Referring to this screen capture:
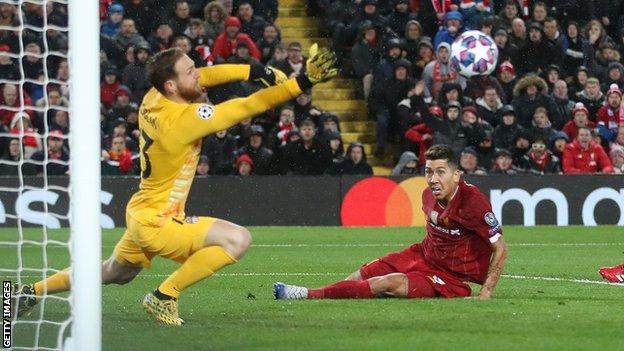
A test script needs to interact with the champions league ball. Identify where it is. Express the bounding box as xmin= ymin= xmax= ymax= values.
xmin=450 ymin=30 xmax=499 ymax=78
